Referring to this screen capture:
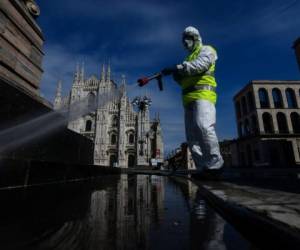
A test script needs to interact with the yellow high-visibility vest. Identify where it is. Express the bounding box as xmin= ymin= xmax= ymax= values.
xmin=179 ymin=44 xmax=217 ymax=106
